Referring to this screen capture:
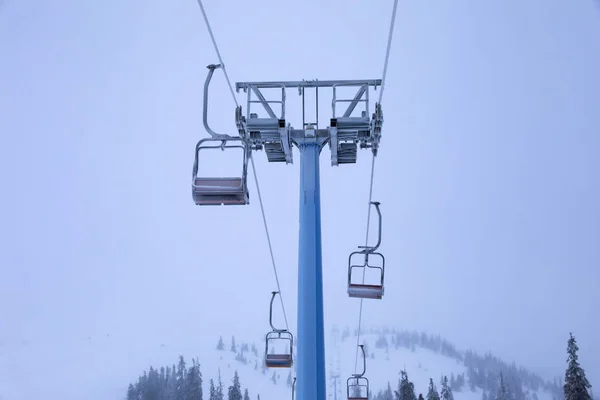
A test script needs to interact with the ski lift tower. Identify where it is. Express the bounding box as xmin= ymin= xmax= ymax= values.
xmin=198 ymin=76 xmax=382 ymax=400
